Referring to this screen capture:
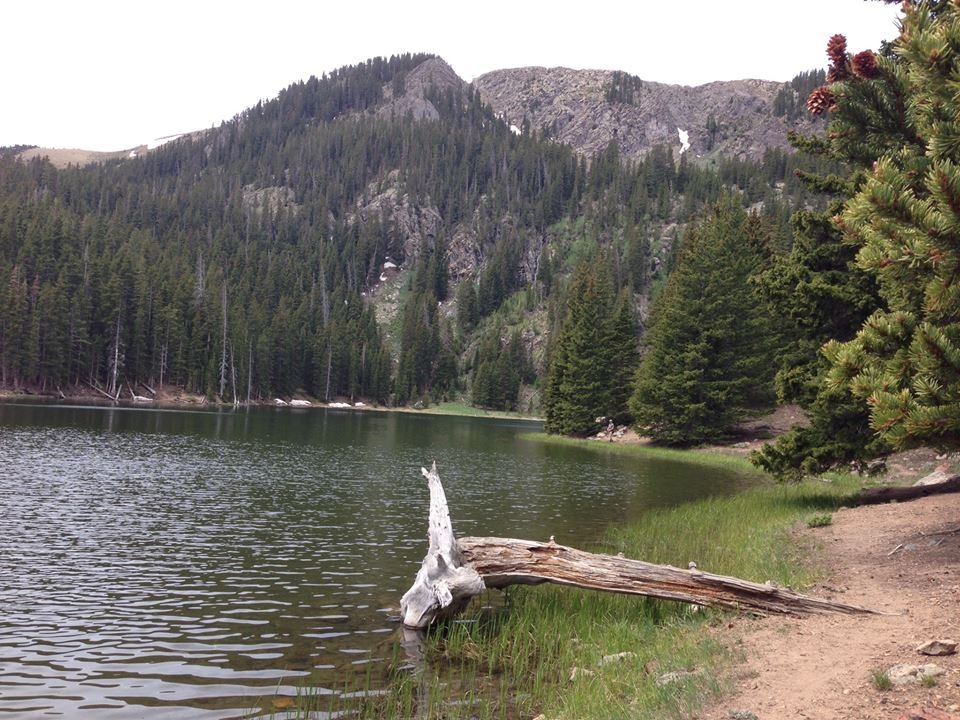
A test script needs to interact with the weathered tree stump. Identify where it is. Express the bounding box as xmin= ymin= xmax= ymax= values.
xmin=400 ymin=463 xmax=879 ymax=629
